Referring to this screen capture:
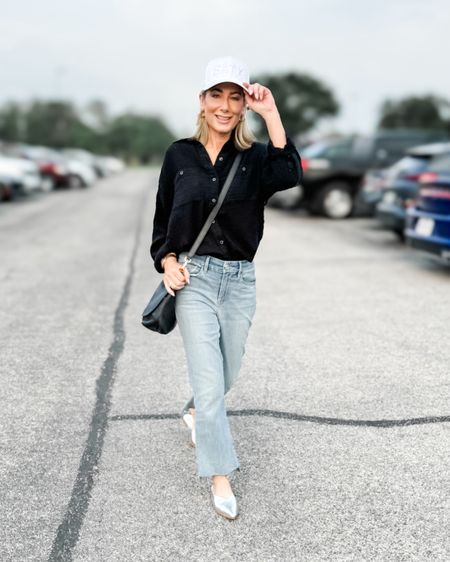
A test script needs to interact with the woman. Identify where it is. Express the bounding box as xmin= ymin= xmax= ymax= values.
xmin=150 ymin=56 xmax=302 ymax=520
